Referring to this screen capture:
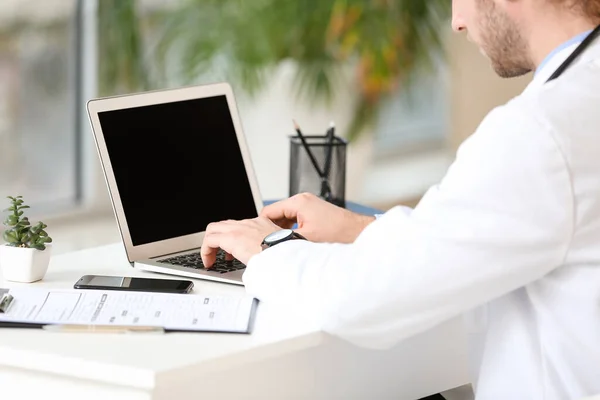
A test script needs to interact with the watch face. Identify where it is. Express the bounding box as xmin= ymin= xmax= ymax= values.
xmin=266 ymin=229 xmax=293 ymax=243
